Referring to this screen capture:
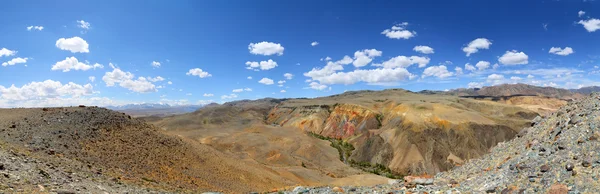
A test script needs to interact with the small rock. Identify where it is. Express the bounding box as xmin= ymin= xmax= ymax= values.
xmin=0 ymin=163 xmax=4 ymax=170
xmin=57 ymin=191 xmax=76 ymax=194
xmin=292 ymin=186 xmax=307 ymax=193
xmin=332 ymin=186 xmax=344 ymax=193
xmin=388 ymin=179 xmax=402 ymax=185
xmin=582 ymin=159 xmax=592 ymax=167
xmin=404 ymin=175 xmax=434 ymax=185
xmin=565 ymin=163 xmax=574 ymax=171
xmin=540 ymin=164 xmax=550 ymax=172
xmin=547 ymin=183 xmax=568 ymax=194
